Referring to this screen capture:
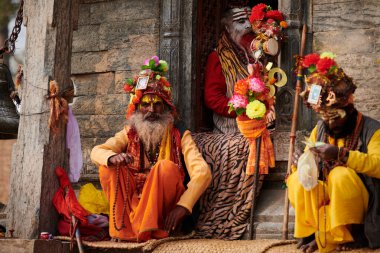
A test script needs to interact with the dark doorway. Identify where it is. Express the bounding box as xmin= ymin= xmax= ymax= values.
xmin=194 ymin=1 xmax=279 ymax=131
